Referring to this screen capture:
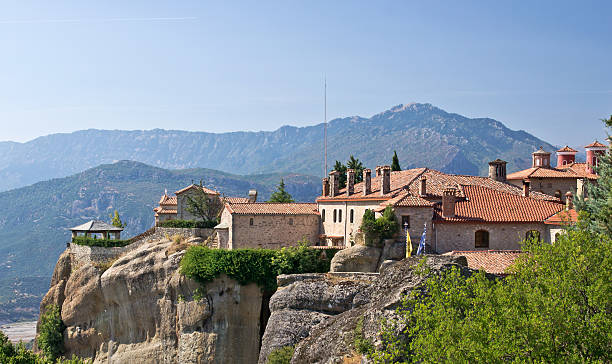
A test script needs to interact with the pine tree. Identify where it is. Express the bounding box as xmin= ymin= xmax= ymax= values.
xmin=109 ymin=210 xmax=126 ymax=228
xmin=391 ymin=150 xmax=401 ymax=171
xmin=268 ymin=179 xmax=295 ymax=203
xmin=333 ymin=160 xmax=348 ymax=189
xmin=575 ymin=115 xmax=612 ymax=235
xmin=347 ymin=155 xmax=365 ymax=183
